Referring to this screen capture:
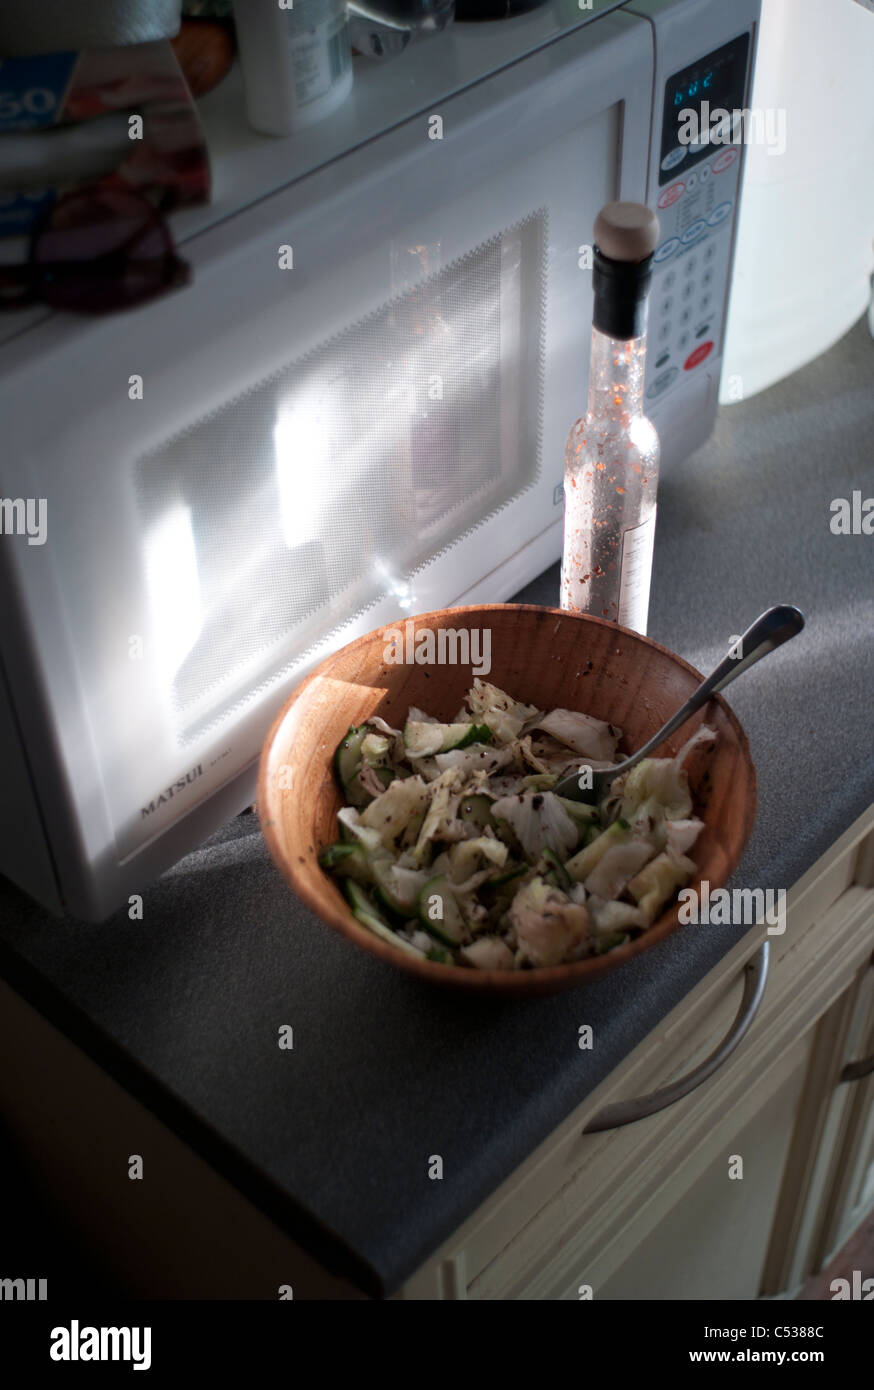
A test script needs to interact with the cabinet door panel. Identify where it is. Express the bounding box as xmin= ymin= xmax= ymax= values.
xmin=816 ymin=963 xmax=874 ymax=1266
xmin=597 ymin=1052 xmax=806 ymax=1300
